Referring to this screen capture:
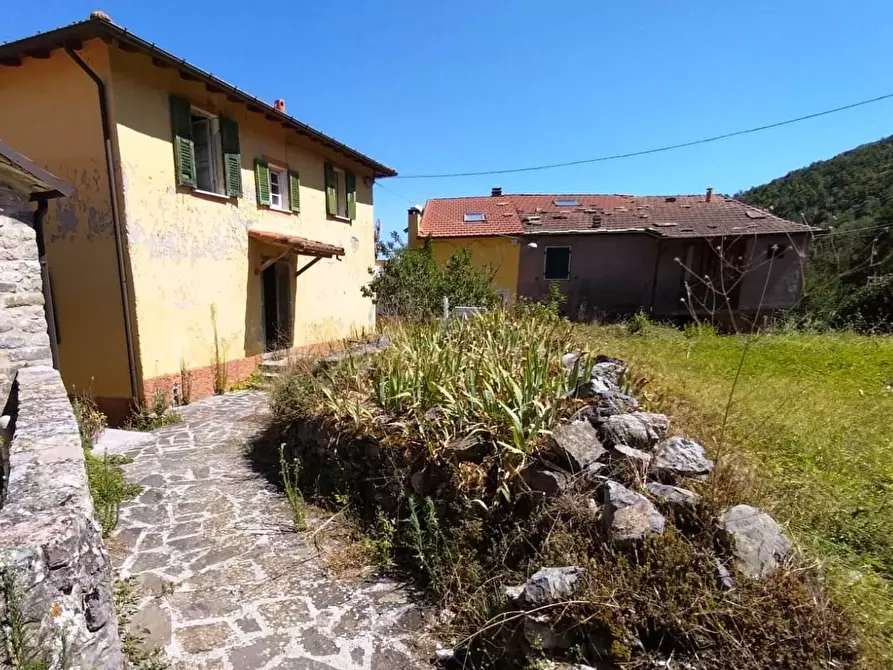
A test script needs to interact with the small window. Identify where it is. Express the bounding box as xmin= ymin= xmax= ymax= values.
xmin=334 ymin=167 xmax=349 ymax=218
xmin=191 ymin=110 xmax=224 ymax=194
xmin=553 ymin=198 xmax=580 ymax=207
xmin=544 ymin=247 xmax=571 ymax=280
xmin=268 ymin=166 xmax=289 ymax=210
xmin=767 ymin=244 xmax=786 ymax=259
xmin=464 ymin=212 xmax=486 ymax=222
